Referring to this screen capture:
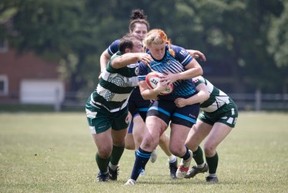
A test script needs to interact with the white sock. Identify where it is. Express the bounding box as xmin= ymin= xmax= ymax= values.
xmin=108 ymin=163 xmax=118 ymax=170
xmin=197 ymin=163 xmax=205 ymax=168
xmin=208 ymin=173 xmax=217 ymax=177
xmin=168 ymin=155 xmax=177 ymax=163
